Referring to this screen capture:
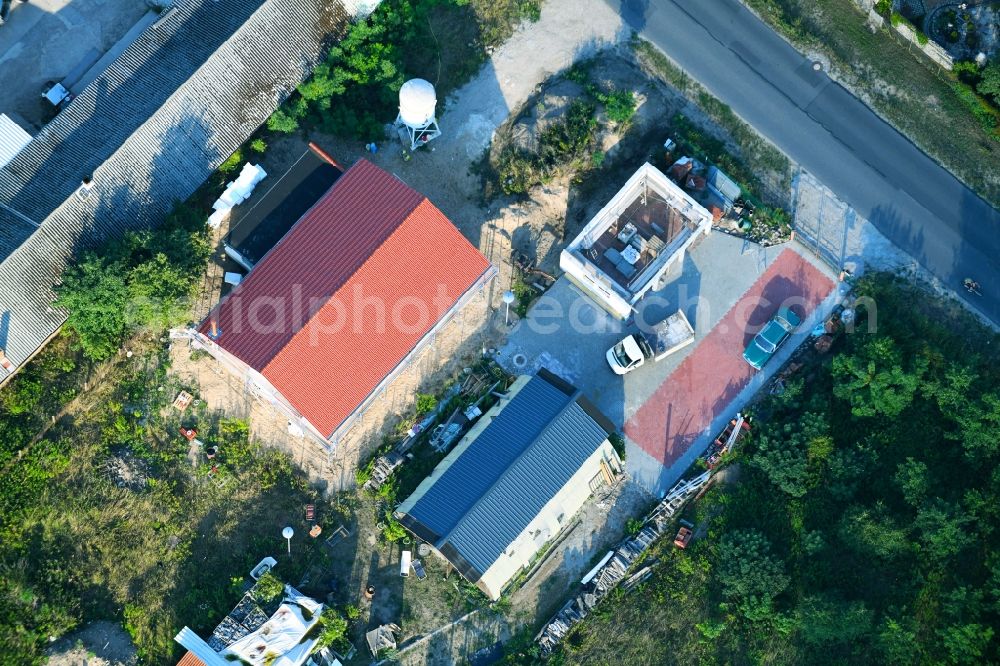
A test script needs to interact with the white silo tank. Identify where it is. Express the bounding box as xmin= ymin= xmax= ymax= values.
xmin=394 ymin=78 xmax=441 ymax=151
xmin=398 ymin=79 xmax=437 ymax=128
